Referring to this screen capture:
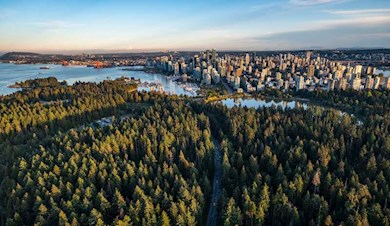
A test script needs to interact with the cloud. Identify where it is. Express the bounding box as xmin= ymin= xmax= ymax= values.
xmin=315 ymin=16 xmax=390 ymax=29
xmin=272 ymin=15 xmax=390 ymax=35
xmin=323 ymin=9 xmax=390 ymax=15
xmin=30 ymin=20 xmax=85 ymax=29
xmin=290 ymin=0 xmax=341 ymax=6
xmin=356 ymin=32 xmax=390 ymax=39
xmin=249 ymin=12 xmax=390 ymax=49
xmin=250 ymin=2 xmax=281 ymax=11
